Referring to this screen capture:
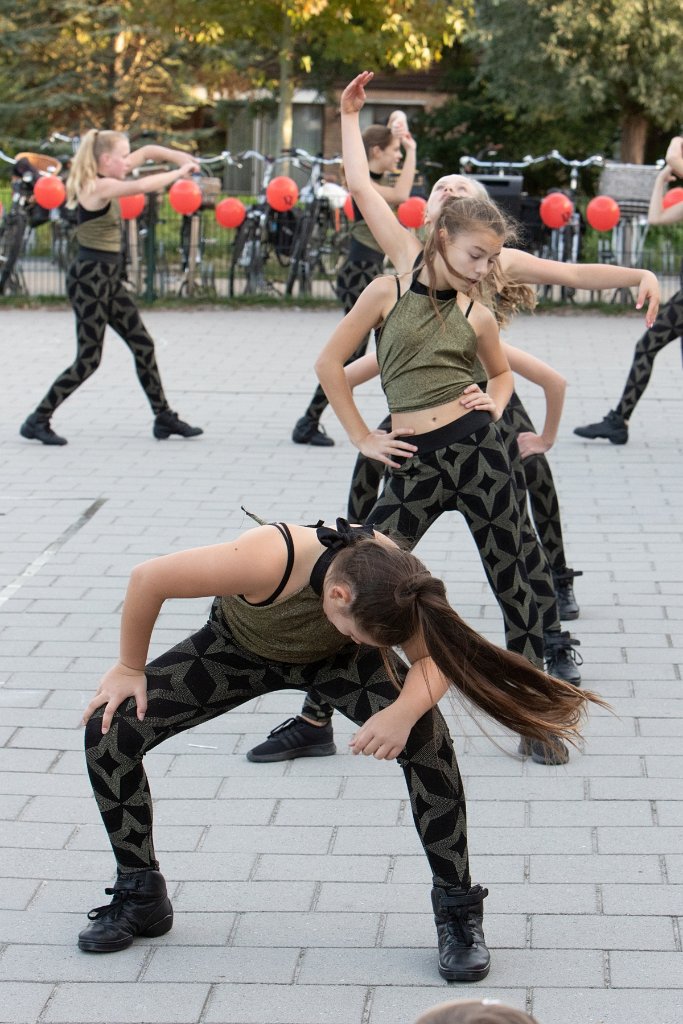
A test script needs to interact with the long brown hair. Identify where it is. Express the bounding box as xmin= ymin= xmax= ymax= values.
xmin=328 ymin=538 xmax=607 ymax=749
xmin=362 ymin=124 xmax=394 ymax=157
